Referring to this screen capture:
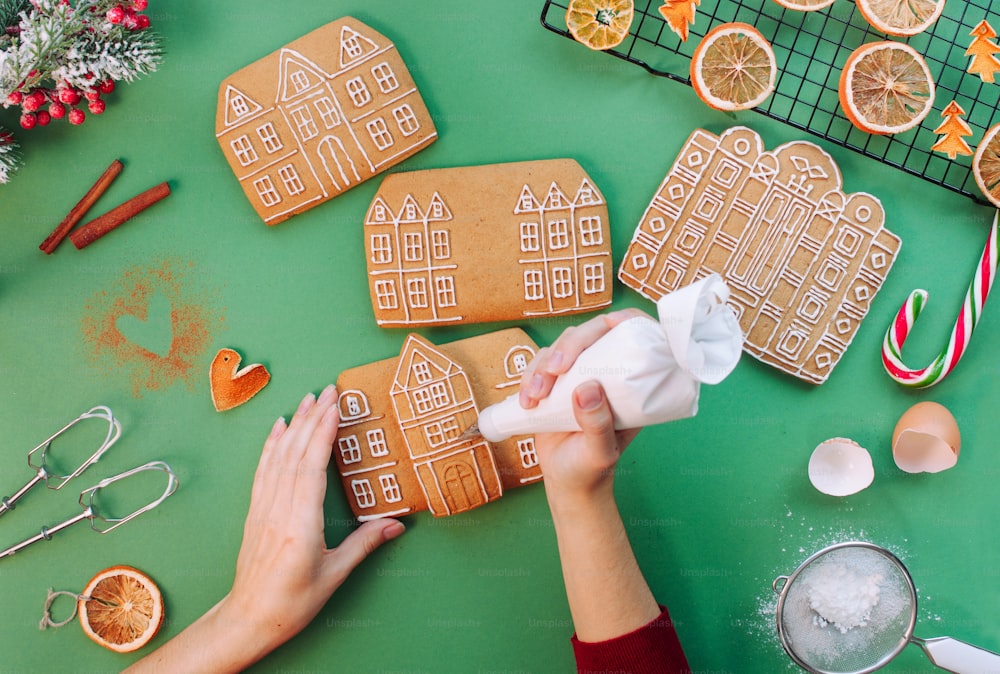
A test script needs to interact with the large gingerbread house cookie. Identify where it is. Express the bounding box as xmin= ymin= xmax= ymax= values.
xmin=334 ymin=329 xmax=542 ymax=520
xmin=216 ymin=17 xmax=437 ymax=225
xmin=619 ymin=127 xmax=901 ymax=384
xmin=365 ymin=159 xmax=613 ymax=326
